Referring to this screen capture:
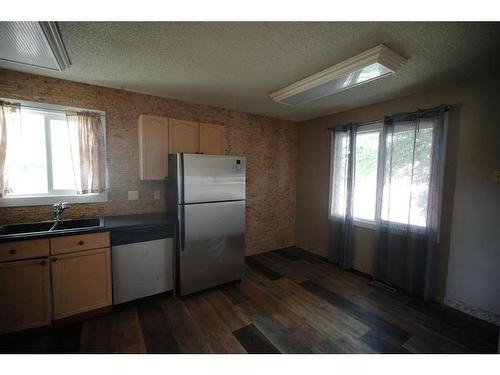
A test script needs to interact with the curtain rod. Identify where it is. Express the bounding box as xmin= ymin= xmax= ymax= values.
xmin=1 ymin=99 xmax=105 ymax=117
xmin=326 ymin=105 xmax=451 ymax=131
xmin=19 ymin=104 xmax=104 ymax=116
